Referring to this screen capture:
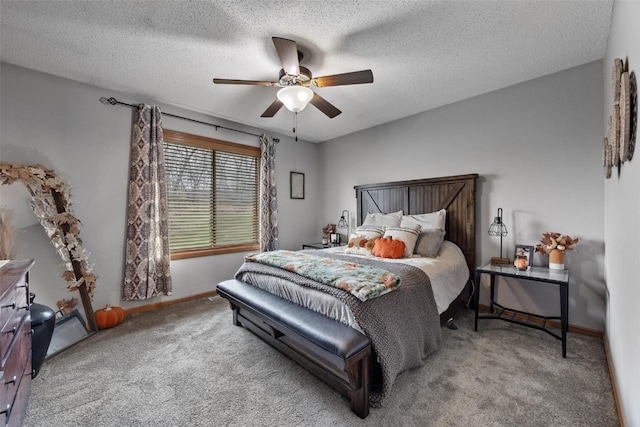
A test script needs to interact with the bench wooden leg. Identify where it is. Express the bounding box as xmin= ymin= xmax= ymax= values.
xmin=346 ymin=348 xmax=371 ymax=418
xmin=229 ymin=304 xmax=240 ymax=326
